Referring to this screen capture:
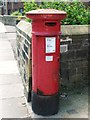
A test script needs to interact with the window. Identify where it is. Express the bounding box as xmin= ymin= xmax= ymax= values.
xmin=8 ymin=9 xmax=11 ymax=15
xmin=19 ymin=8 xmax=23 ymax=13
xmin=14 ymin=0 xmax=18 ymax=2
xmin=8 ymin=2 xmax=10 ymax=5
